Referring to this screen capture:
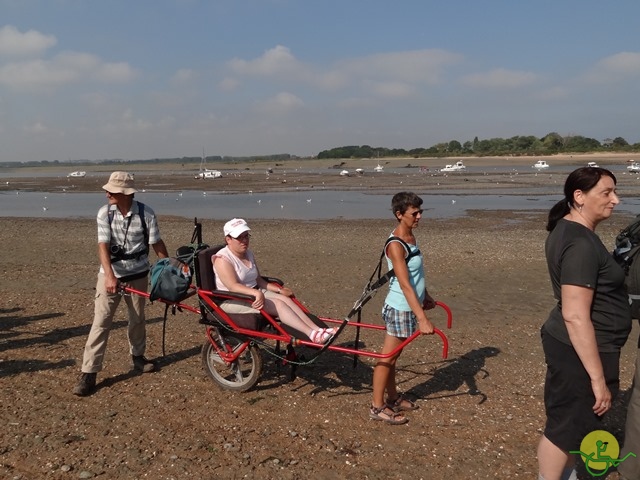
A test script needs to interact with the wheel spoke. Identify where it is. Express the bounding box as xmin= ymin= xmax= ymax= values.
xmin=201 ymin=334 xmax=263 ymax=392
